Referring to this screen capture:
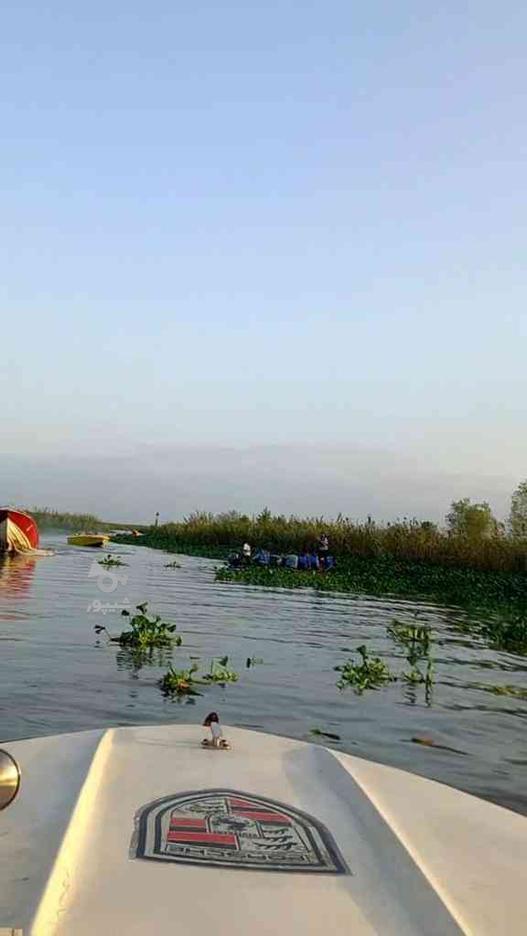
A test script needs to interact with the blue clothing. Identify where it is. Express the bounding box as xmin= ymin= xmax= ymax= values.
xmin=254 ymin=548 xmax=271 ymax=566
